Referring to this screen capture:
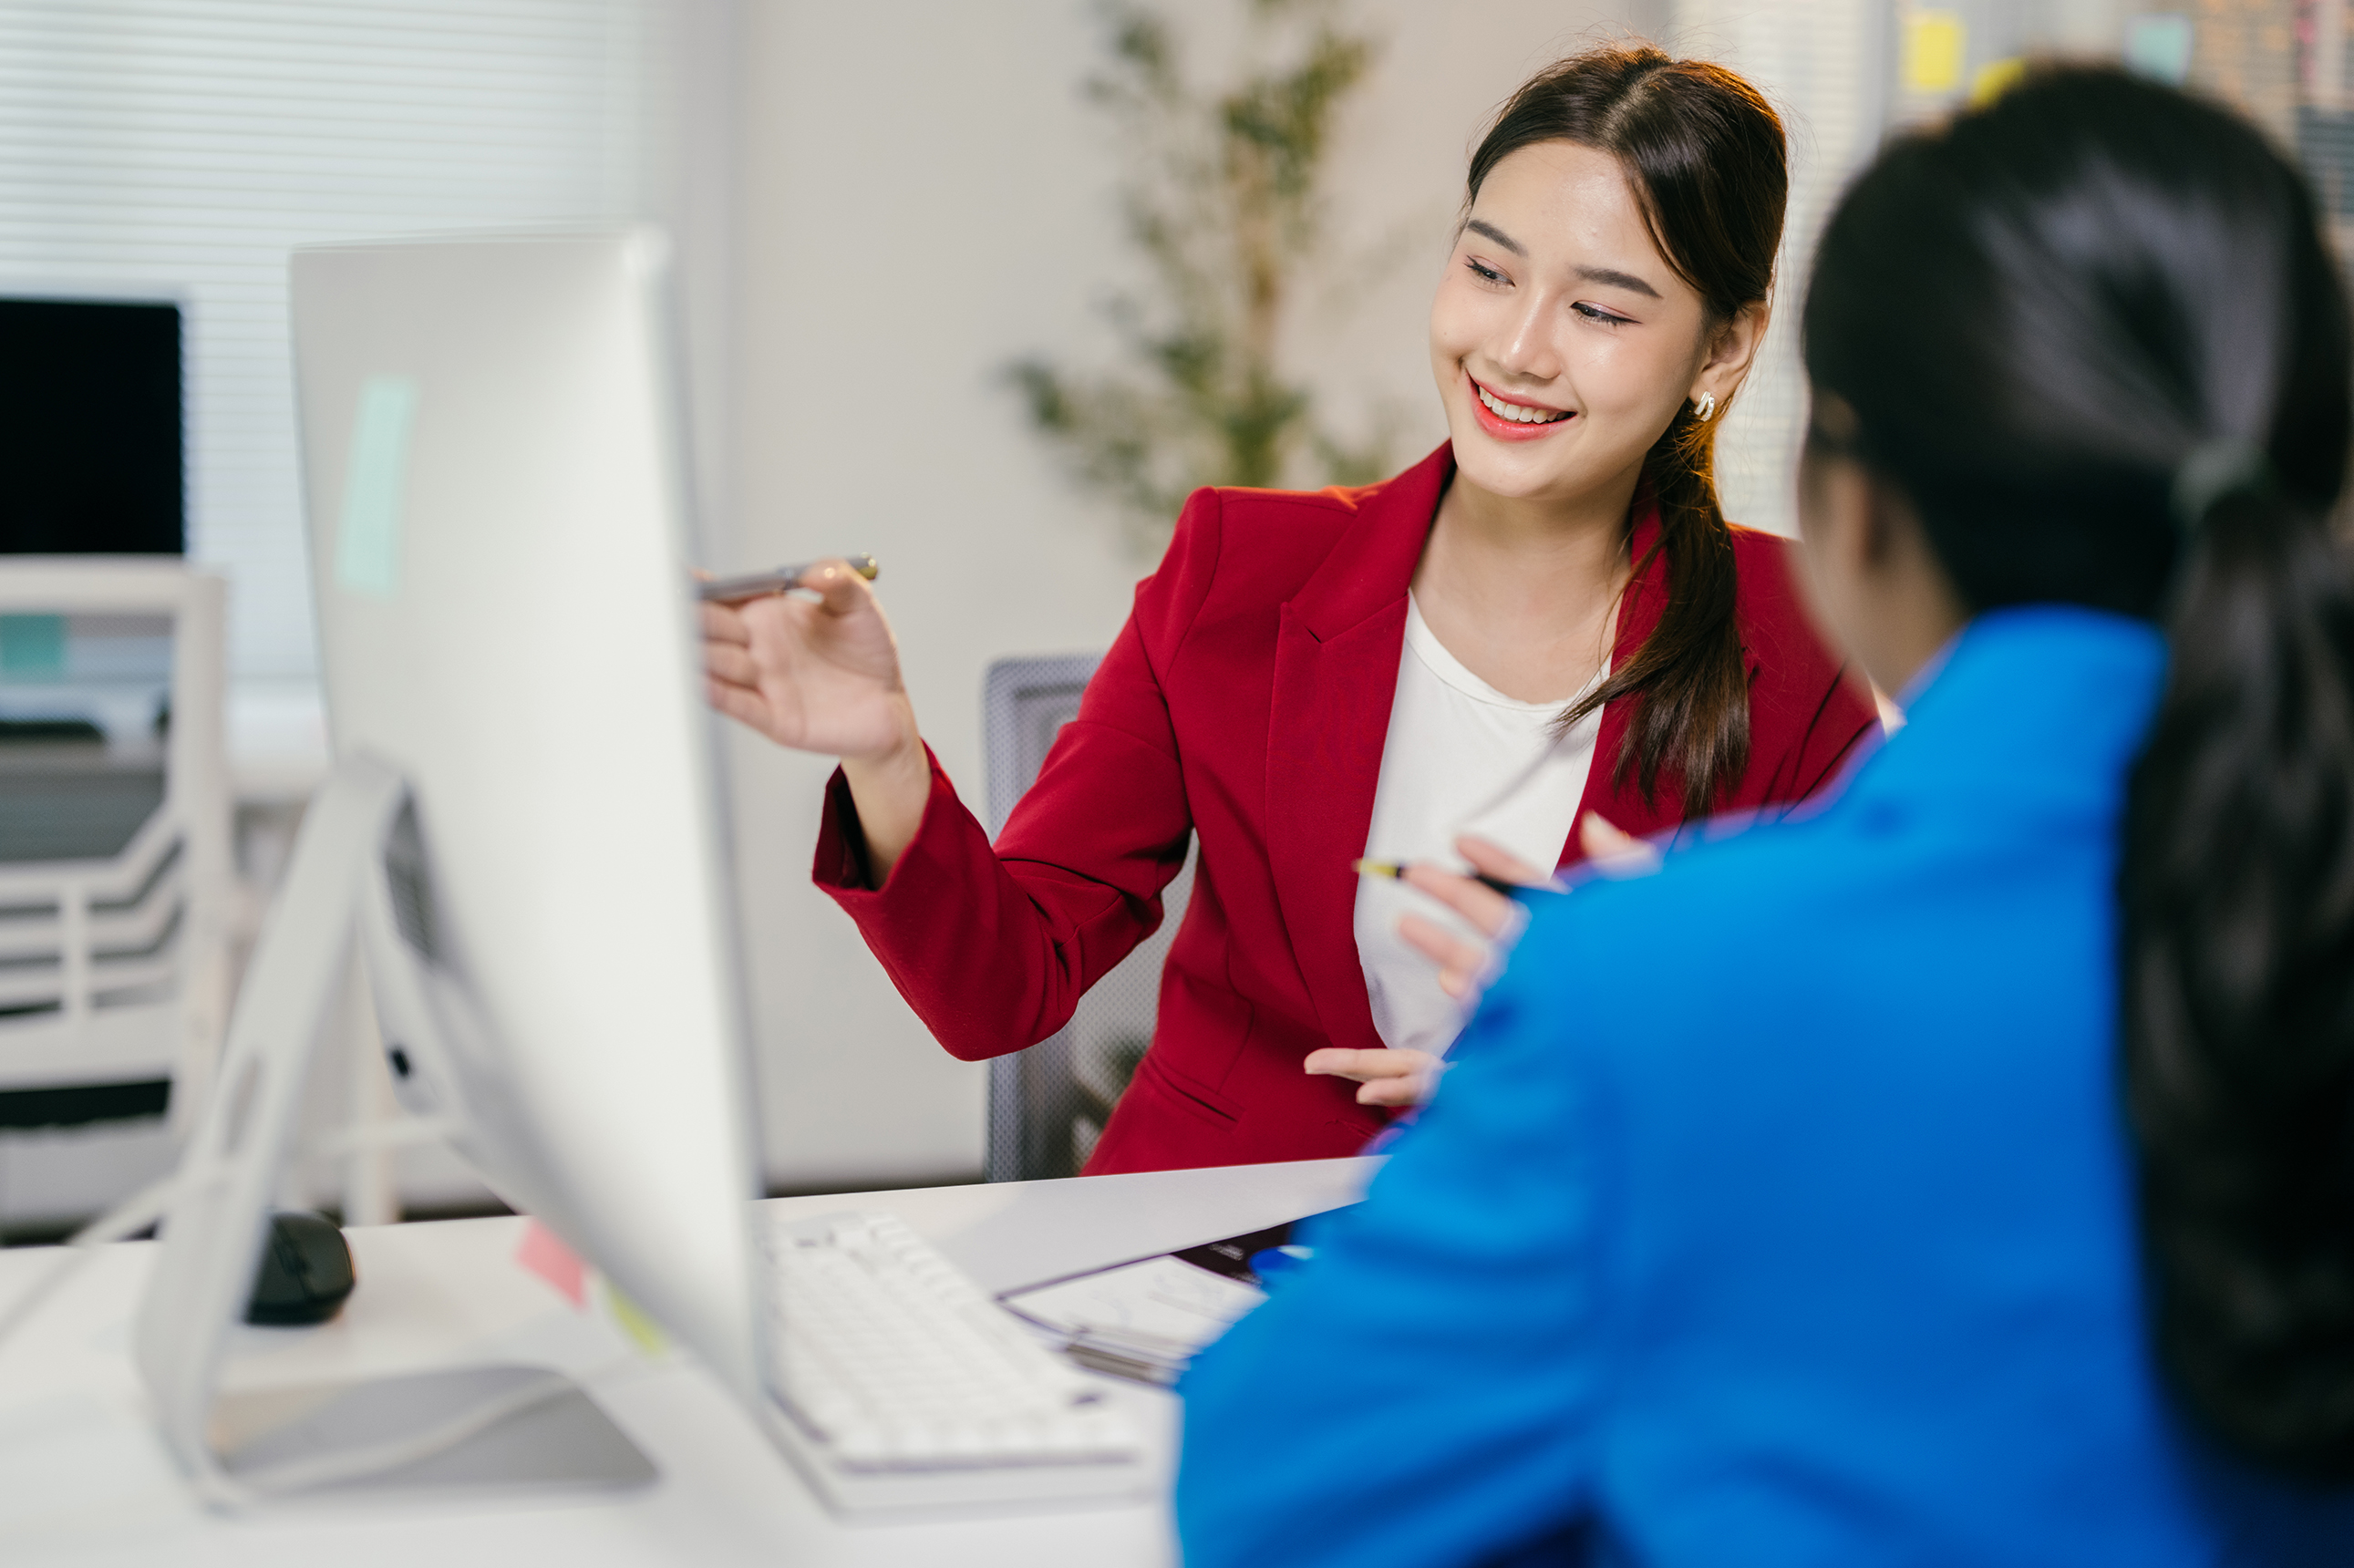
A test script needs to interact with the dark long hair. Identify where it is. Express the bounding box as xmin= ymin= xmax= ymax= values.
xmin=1803 ymin=67 xmax=2354 ymax=1477
xmin=1466 ymin=46 xmax=1787 ymax=817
